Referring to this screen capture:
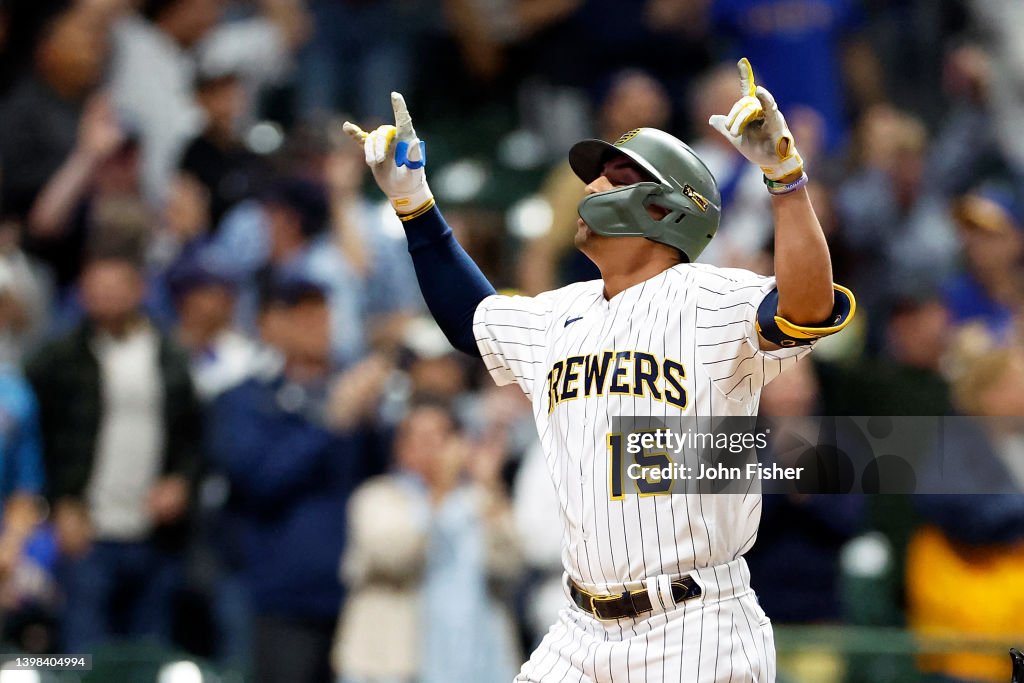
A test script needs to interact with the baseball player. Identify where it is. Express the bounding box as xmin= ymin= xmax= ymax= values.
xmin=344 ymin=58 xmax=855 ymax=682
